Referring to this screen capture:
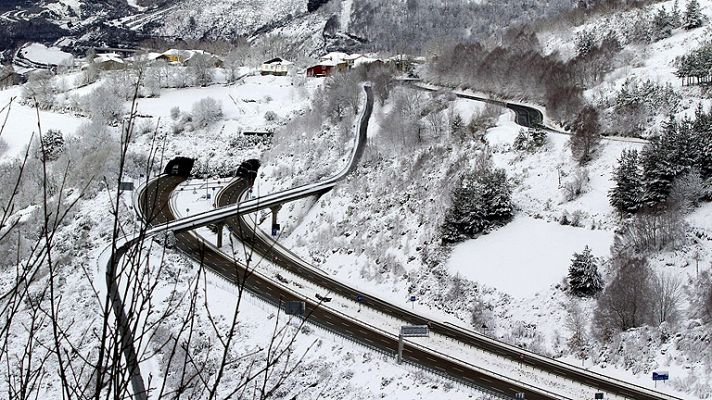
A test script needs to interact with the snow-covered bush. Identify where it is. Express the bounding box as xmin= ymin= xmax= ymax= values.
xmin=191 ymin=97 xmax=223 ymax=128
xmin=264 ymin=110 xmax=278 ymax=122
xmin=0 ymin=137 xmax=7 ymax=157
xmin=513 ymin=127 xmax=546 ymax=152
xmin=170 ymin=106 xmax=181 ymax=121
xmin=22 ymin=70 xmax=56 ymax=110
xmin=37 ymin=129 xmax=65 ymax=161
xmin=83 ymin=82 xmax=126 ymax=124
xmin=62 ymin=120 xmax=120 ymax=194
xmin=561 ymin=167 xmax=589 ymax=202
